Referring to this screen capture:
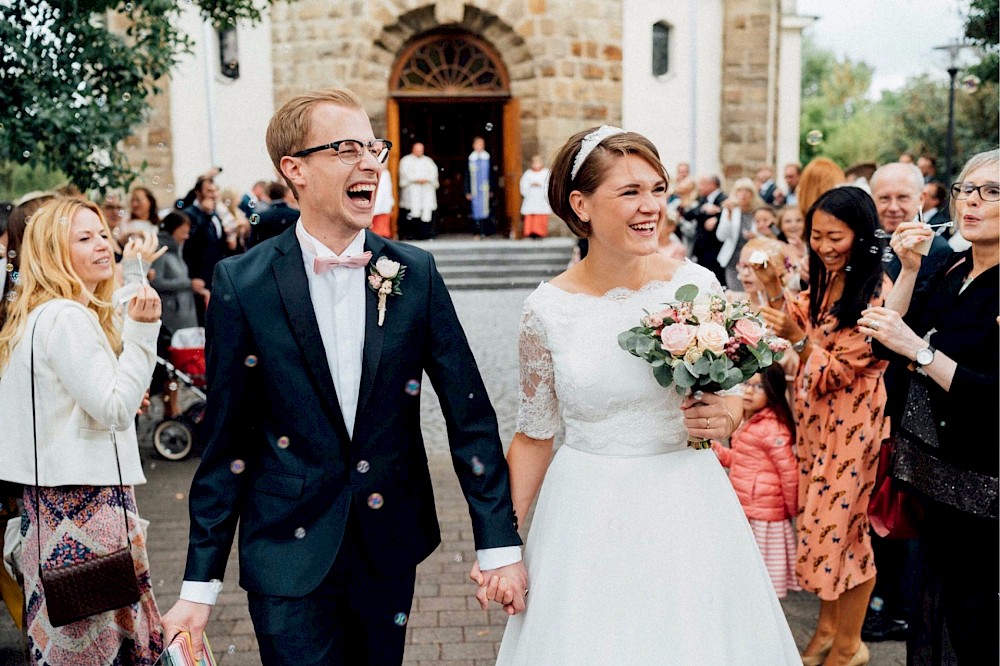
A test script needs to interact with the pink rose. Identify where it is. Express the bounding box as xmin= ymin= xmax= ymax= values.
xmin=369 ymin=275 xmax=383 ymax=289
xmin=733 ymin=318 xmax=764 ymax=346
xmin=697 ymin=322 xmax=730 ymax=354
xmin=660 ymin=323 xmax=698 ymax=356
xmin=644 ymin=314 xmax=664 ymax=329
